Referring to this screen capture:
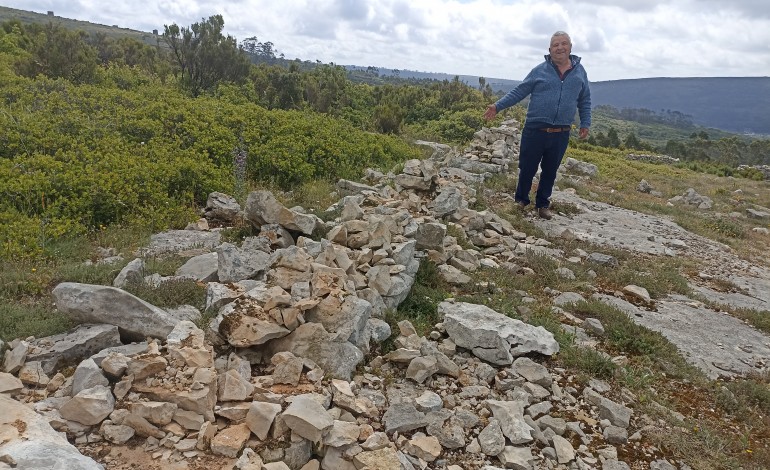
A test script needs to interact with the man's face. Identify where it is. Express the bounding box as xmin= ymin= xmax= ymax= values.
xmin=549 ymin=36 xmax=572 ymax=59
